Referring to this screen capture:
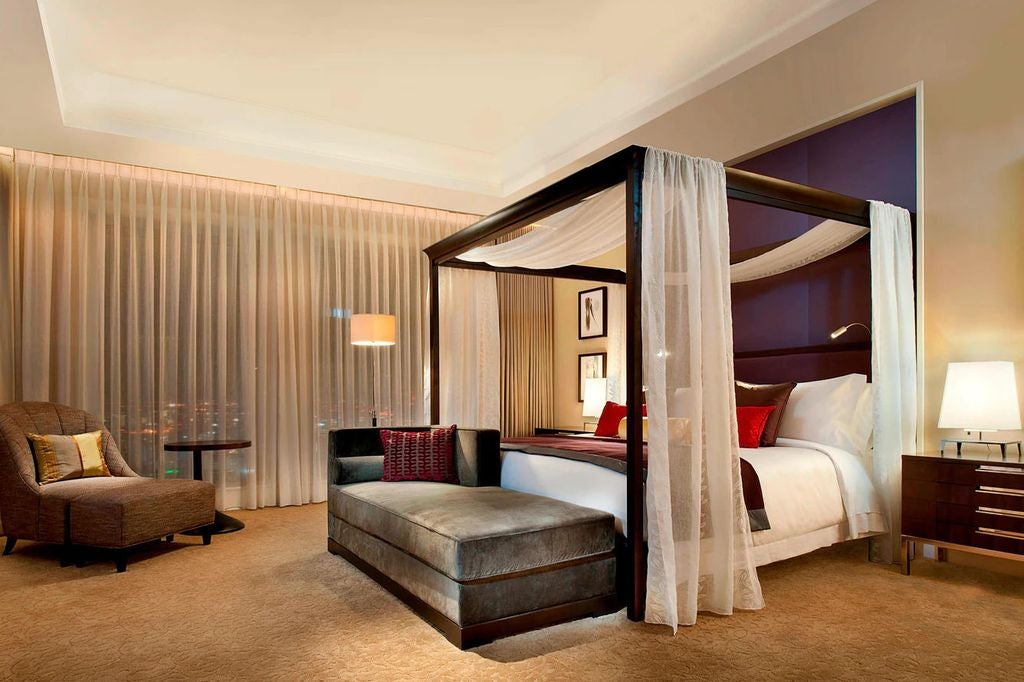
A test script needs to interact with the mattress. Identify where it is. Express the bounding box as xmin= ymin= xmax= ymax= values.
xmin=499 ymin=436 xmax=885 ymax=566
